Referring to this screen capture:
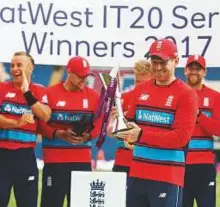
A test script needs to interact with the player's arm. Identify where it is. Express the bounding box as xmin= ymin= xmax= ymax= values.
xmin=21 ymin=71 xmax=51 ymax=121
xmin=197 ymin=93 xmax=220 ymax=136
xmin=37 ymin=121 xmax=56 ymax=139
xmin=0 ymin=113 xmax=34 ymax=129
xmin=29 ymin=101 xmax=51 ymax=122
xmin=37 ymin=120 xmax=83 ymax=144
xmin=119 ymin=89 xmax=198 ymax=148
